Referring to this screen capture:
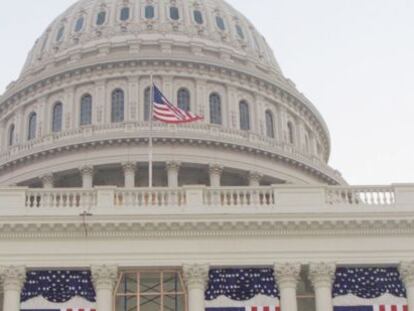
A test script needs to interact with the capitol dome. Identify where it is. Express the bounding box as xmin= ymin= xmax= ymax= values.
xmin=0 ymin=0 xmax=345 ymax=188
